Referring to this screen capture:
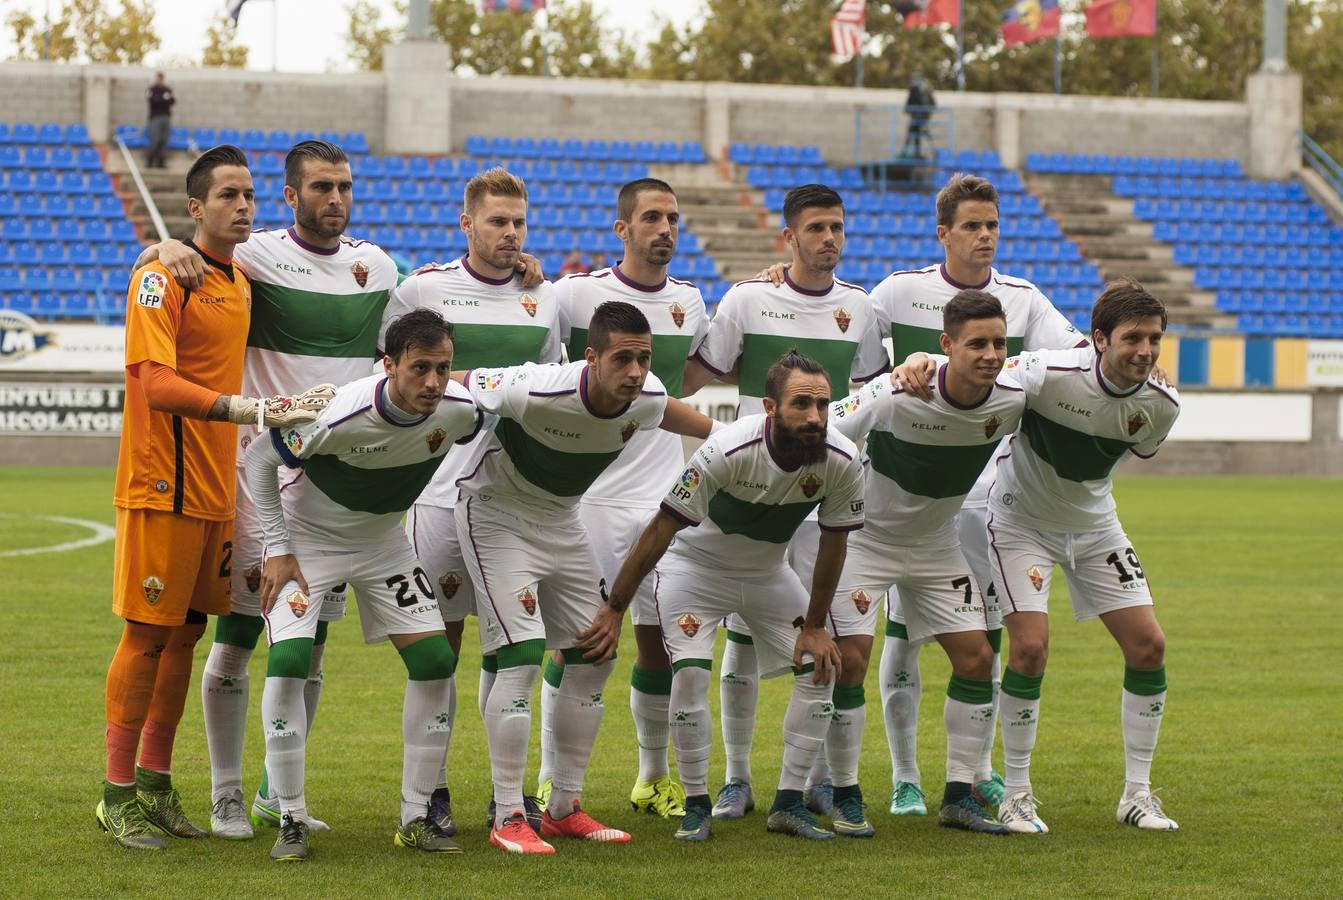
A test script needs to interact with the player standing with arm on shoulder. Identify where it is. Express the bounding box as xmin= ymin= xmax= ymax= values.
xmin=594 ymin=351 xmax=863 ymax=843
xmin=244 ymin=309 xmax=484 ymax=861
xmin=987 ymin=279 xmax=1181 ymax=834
xmin=99 ymin=145 xmax=331 ymax=851
xmin=680 ymin=184 xmax=887 ymax=821
xmin=537 ymin=177 xmax=709 ymax=819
